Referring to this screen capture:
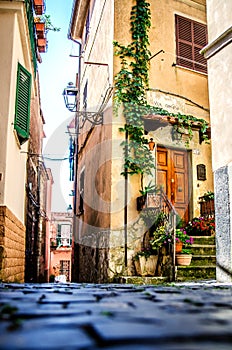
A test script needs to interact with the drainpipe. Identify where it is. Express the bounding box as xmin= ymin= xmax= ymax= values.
xmin=68 ymin=36 xmax=82 ymax=282
xmin=124 ymin=128 xmax=128 ymax=267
